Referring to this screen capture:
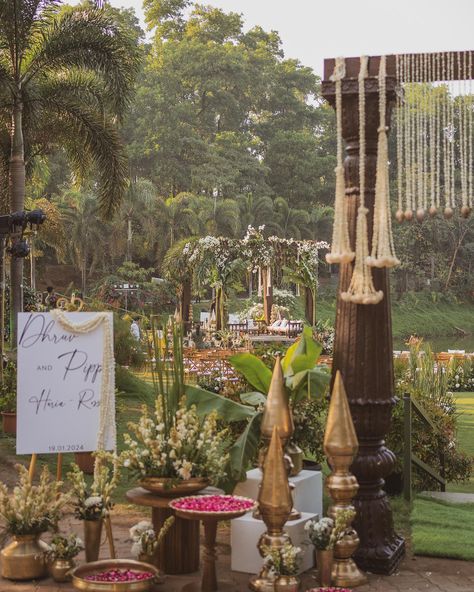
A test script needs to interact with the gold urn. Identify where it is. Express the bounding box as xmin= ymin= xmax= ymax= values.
xmin=49 ymin=557 xmax=75 ymax=582
xmin=1 ymin=534 xmax=49 ymax=580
